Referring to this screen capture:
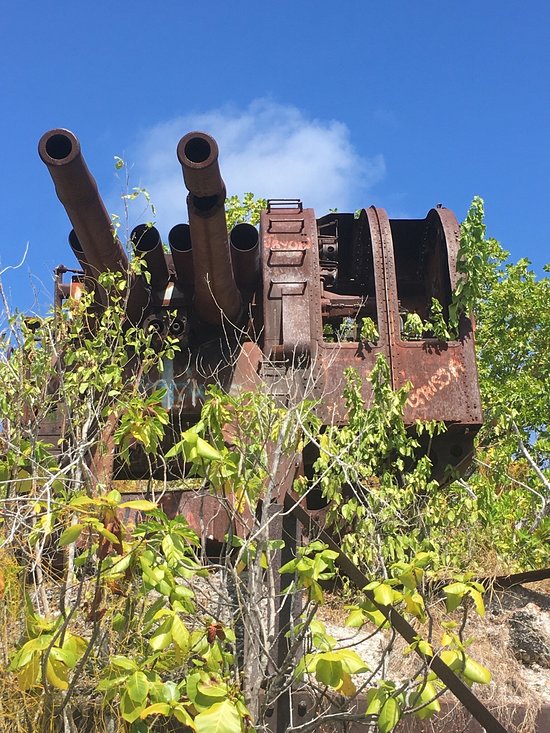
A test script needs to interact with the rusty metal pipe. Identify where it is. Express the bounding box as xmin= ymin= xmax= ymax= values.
xmin=38 ymin=129 xmax=128 ymax=281
xmin=230 ymin=223 xmax=260 ymax=293
xmin=168 ymin=223 xmax=194 ymax=290
xmin=131 ymin=224 xmax=169 ymax=290
xmin=176 ymin=132 xmax=242 ymax=325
